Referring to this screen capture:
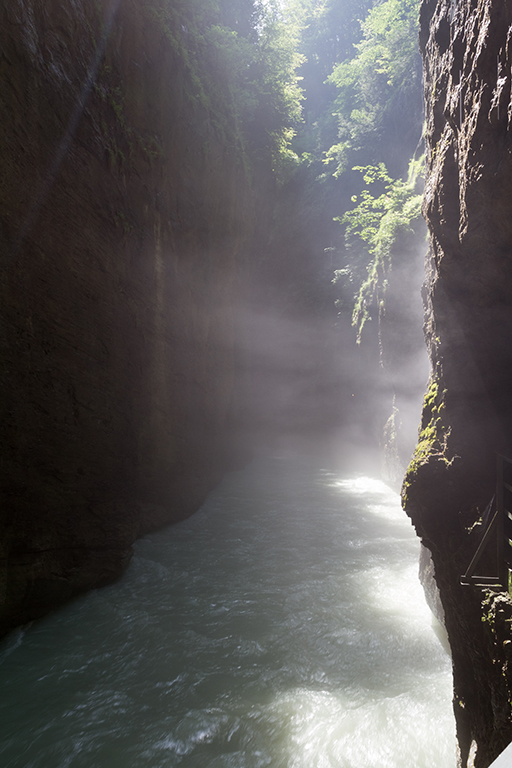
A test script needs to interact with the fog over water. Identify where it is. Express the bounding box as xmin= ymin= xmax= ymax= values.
xmin=0 ymin=454 xmax=455 ymax=768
